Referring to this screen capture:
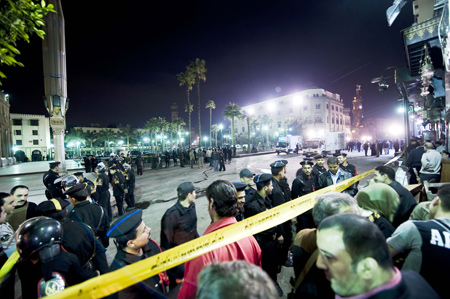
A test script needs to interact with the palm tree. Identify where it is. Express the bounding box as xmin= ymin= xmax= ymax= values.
xmin=185 ymin=103 xmax=193 ymax=145
xmin=205 ymin=99 xmax=215 ymax=147
xmin=84 ymin=131 xmax=97 ymax=155
xmin=155 ymin=117 xmax=169 ymax=152
xmin=261 ymin=114 xmax=273 ymax=148
xmin=241 ymin=111 xmax=252 ymax=152
xmin=97 ymin=129 xmax=117 ymax=153
xmin=223 ymin=102 xmax=244 ymax=147
xmin=118 ymin=124 xmax=135 ymax=150
xmin=172 ymin=117 xmax=186 ymax=148
xmin=65 ymin=128 xmax=86 ymax=157
xmin=211 ymin=124 xmax=219 ymax=147
xmin=177 ymin=71 xmax=195 ymax=145
xmin=188 ymin=58 xmax=207 ymax=140
xmin=145 ymin=118 xmax=159 ymax=152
